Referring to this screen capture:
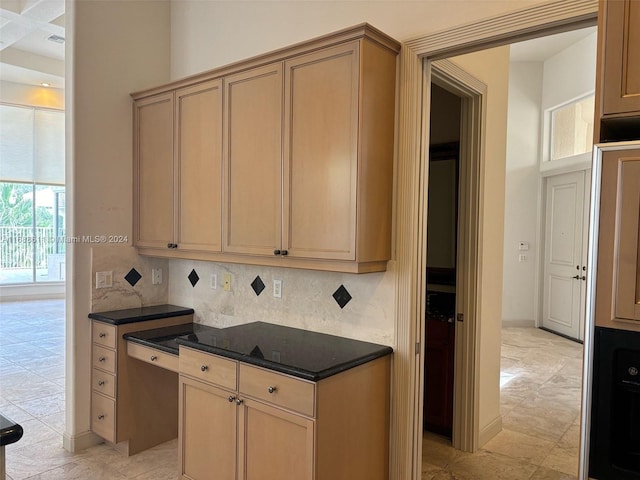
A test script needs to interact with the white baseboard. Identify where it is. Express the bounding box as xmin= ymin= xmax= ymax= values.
xmin=478 ymin=415 xmax=502 ymax=448
xmin=501 ymin=319 xmax=536 ymax=328
xmin=63 ymin=431 xmax=103 ymax=453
